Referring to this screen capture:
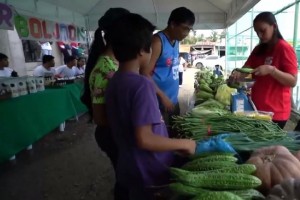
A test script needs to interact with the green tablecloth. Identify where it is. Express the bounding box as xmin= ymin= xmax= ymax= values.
xmin=64 ymin=83 xmax=87 ymax=114
xmin=0 ymin=83 xmax=87 ymax=163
